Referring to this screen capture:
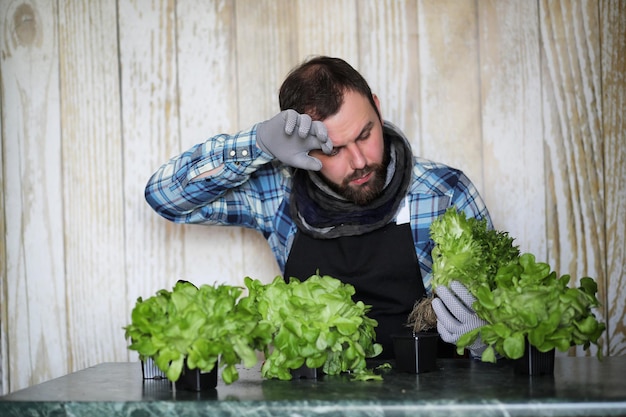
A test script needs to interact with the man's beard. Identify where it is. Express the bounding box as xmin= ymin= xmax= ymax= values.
xmin=319 ymin=135 xmax=392 ymax=205
xmin=329 ymin=164 xmax=387 ymax=205
xmin=324 ymin=141 xmax=391 ymax=206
